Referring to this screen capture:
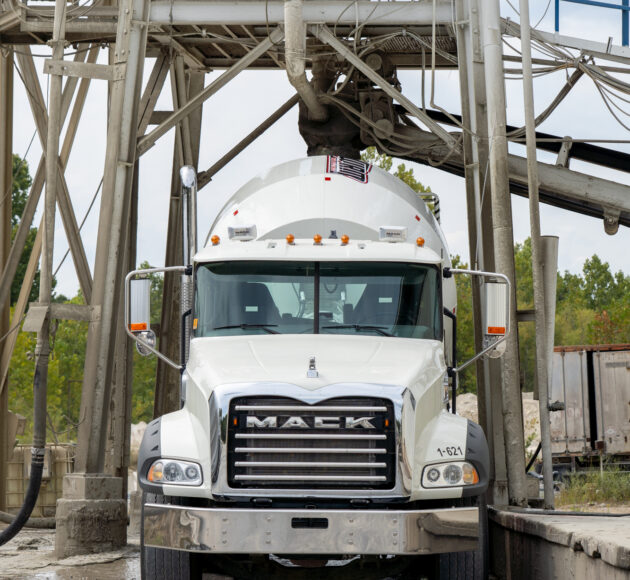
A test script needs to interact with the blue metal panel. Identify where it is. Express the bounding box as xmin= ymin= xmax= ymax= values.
xmin=555 ymin=0 xmax=630 ymax=46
